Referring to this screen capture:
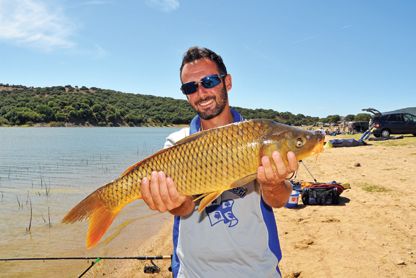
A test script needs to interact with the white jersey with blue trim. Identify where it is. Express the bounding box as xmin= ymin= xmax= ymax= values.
xmin=164 ymin=126 xmax=282 ymax=278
